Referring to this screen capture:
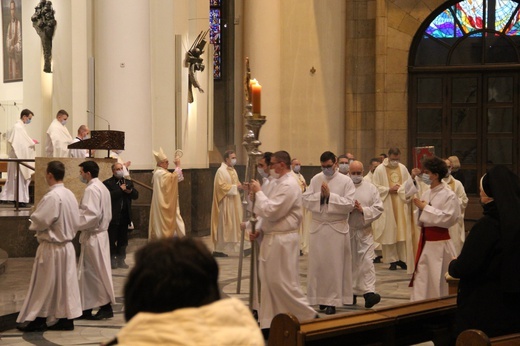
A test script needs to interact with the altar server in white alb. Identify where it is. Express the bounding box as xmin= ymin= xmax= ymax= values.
xmin=443 ymin=158 xmax=468 ymax=255
xmin=348 ymin=160 xmax=384 ymax=308
xmin=0 ymin=109 xmax=36 ymax=206
xmin=16 ymin=161 xmax=82 ymax=332
xmin=302 ymin=151 xmax=356 ymax=315
xmin=249 ymin=151 xmax=316 ymax=332
xmin=149 ymin=147 xmax=183 ymax=239
xmin=45 ymin=109 xmax=73 ymax=157
xmin=77 ymin=161 xmax=115 ymax=320
xmin=408 ymin=156 xmax=460 ymax=301
xmin=69 ymin=125 xmax=91 ymax=158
